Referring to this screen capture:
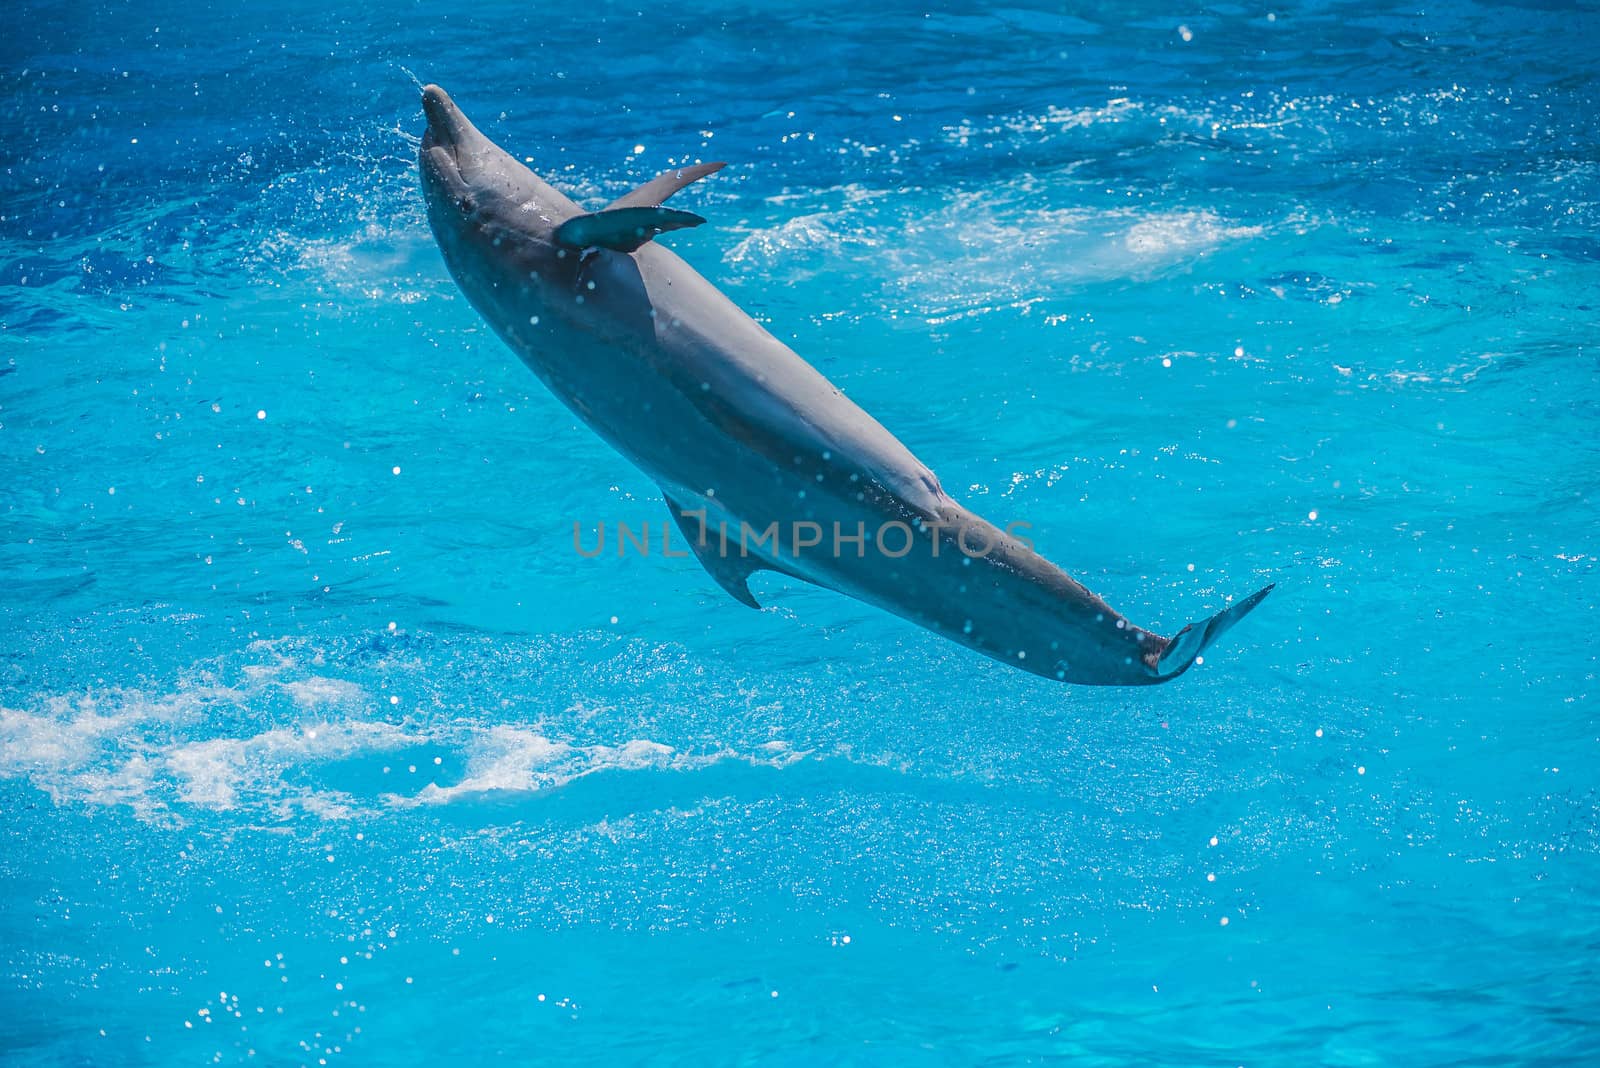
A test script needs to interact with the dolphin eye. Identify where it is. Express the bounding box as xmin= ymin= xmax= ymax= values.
xmin=458 ymin=194 xmax=476 ymax=213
